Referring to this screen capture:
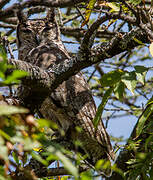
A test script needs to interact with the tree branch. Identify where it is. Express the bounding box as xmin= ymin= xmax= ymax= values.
xmin=81 ymin=12 xmax=137 ymax=52
xmin=0 ymin=0 xmax=10 ymax=9
xmin=106 ymin=103 xmax=153 ymax=180
xmin=0 ymin=0 xmax=88 ymax=21
xmin=5 ymin=27 xmax=148 ymax=99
